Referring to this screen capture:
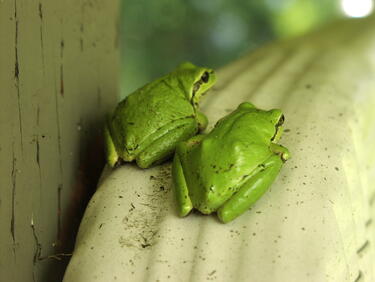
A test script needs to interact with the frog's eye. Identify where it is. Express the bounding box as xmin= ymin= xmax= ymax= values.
xmin=201 ymin=72 xmax=209 ymax=83
xmin=276 ymin=114 xmax=285 ymax=127
xmin=271 ymin=114 xmax=285 ymax=141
